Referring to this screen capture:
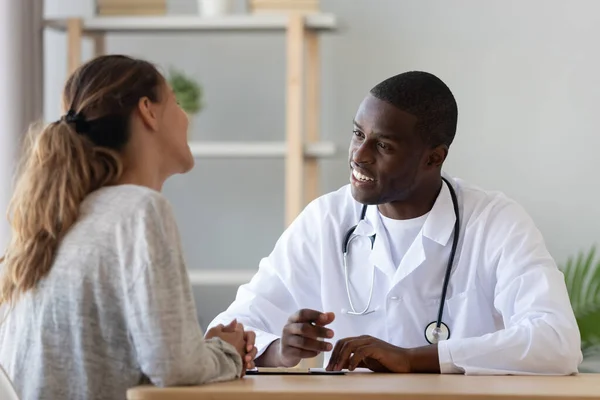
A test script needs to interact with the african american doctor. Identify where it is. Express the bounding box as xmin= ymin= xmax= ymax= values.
xmin=209 ymin=71 xmax=582 ymax=375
